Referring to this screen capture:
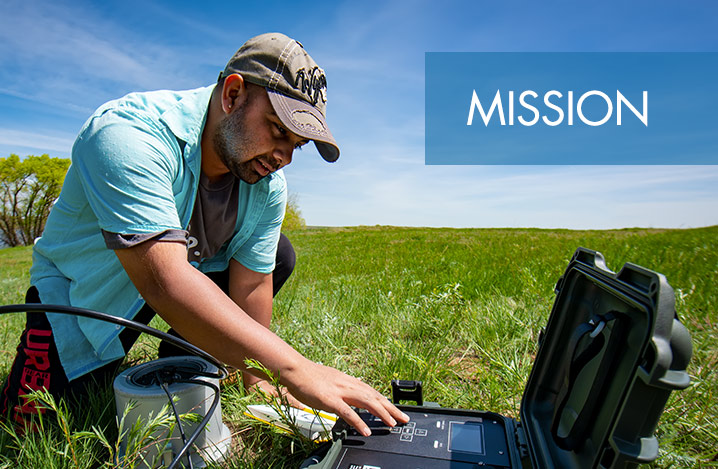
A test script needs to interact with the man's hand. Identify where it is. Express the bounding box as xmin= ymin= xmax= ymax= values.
xmin=283 ymin=362 xmax=410 ymax=437
xmin=114 ymin=239 xmax=408 ymax=436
